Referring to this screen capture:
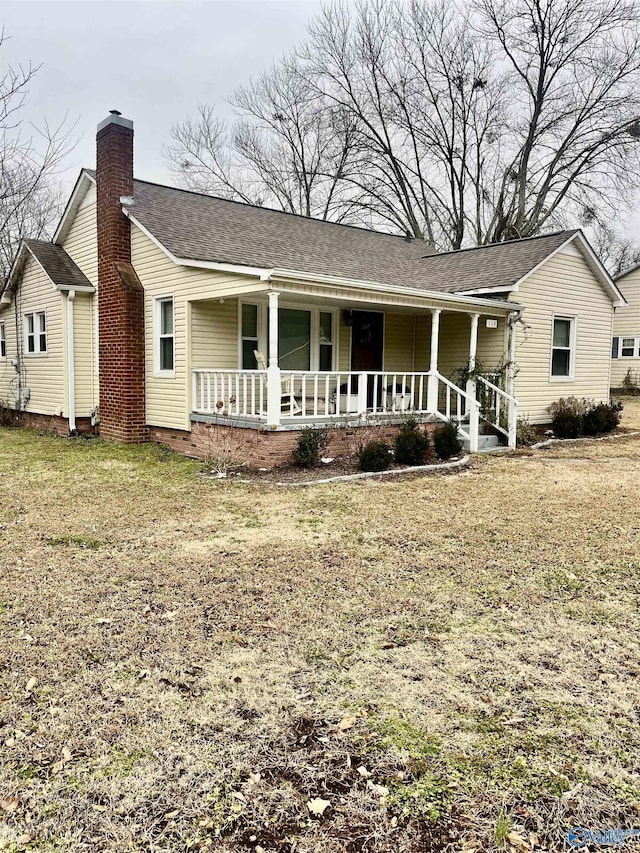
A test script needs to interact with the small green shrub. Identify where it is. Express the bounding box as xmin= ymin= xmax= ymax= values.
xmin=547 ymin=397 xmax=622 ymax=439
xmin=583 ymin=401 xmax=623 ymax=435
xmin=516 ymin=416 xmax=538 ymax=447
xmin=547 ymin=396 xmax=590 ymax=439
xmin=394 ymin=418 xmax=430 ymax=465
xmin=433 ymin=420 xmax=462 ymax=459
xmin=293 ymin=426 xmax=329 ymax=468
xmin=358 ymin=440 xmax=391 ymax=472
